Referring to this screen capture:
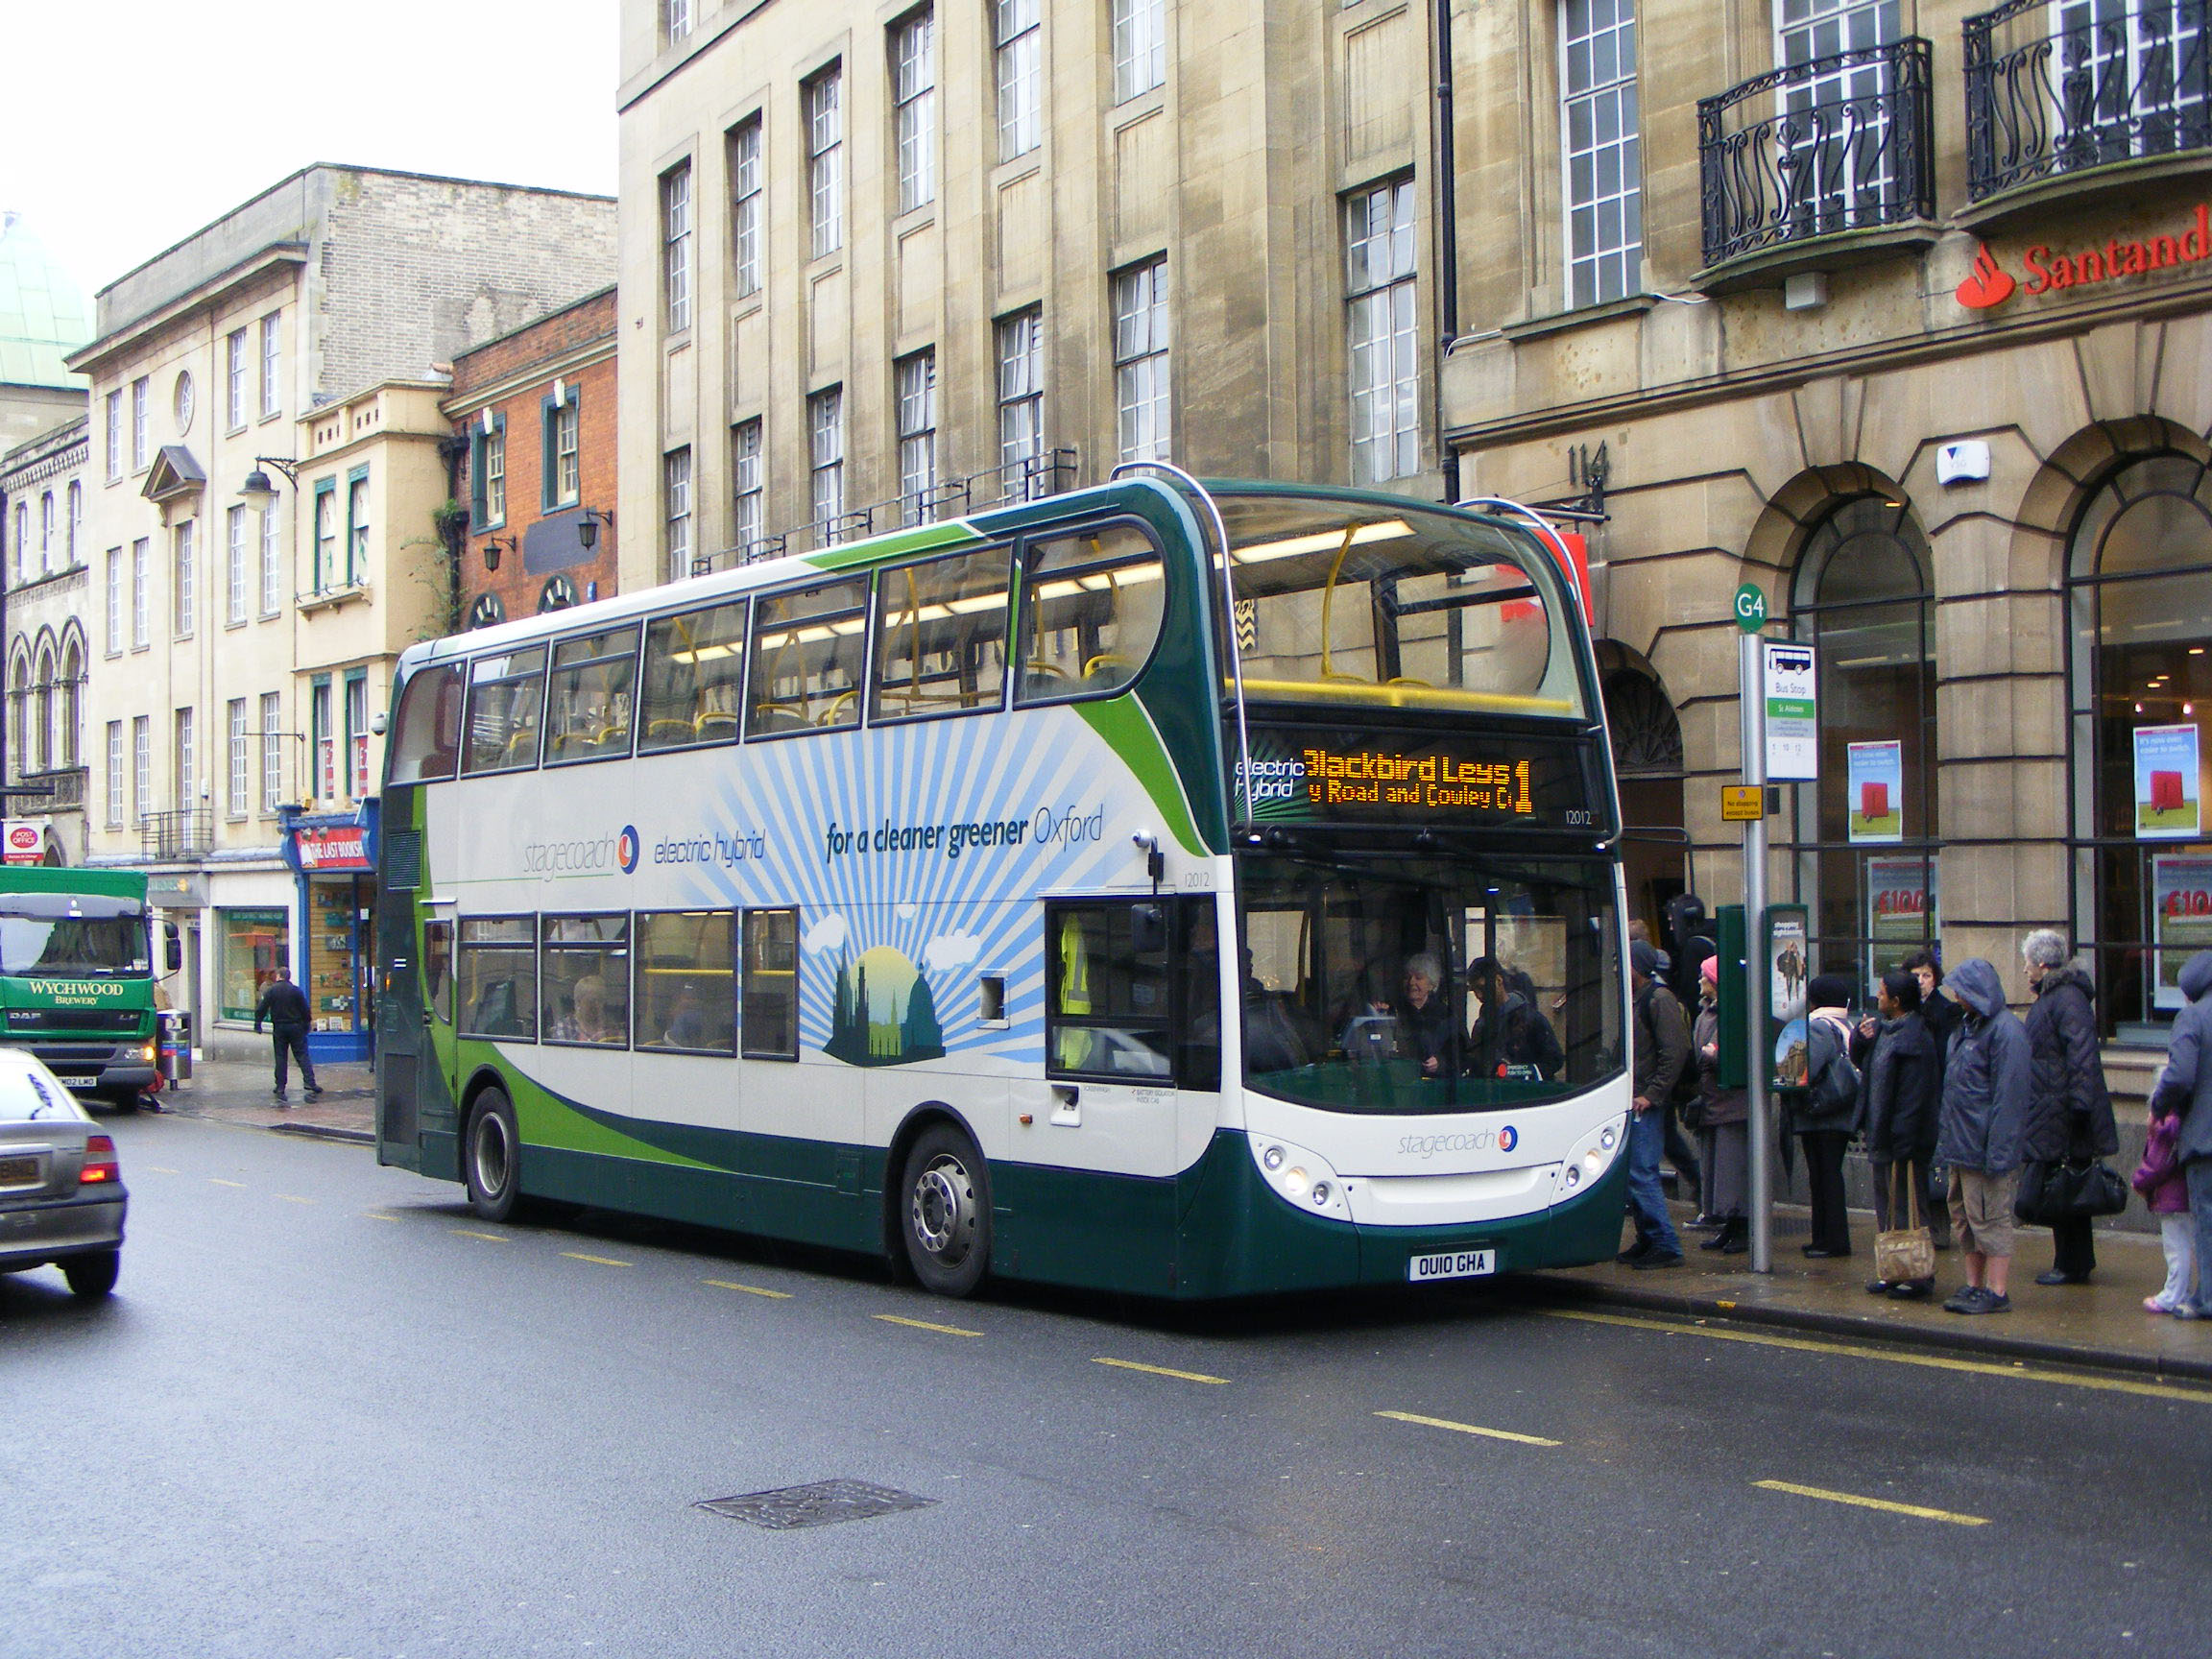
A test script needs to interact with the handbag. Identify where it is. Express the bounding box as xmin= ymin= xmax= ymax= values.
xmin=1875 ymin=1163 xmax=1936 ymax=1286
xmin=2015 ymin=1158 xmax=2130 ymax=1224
